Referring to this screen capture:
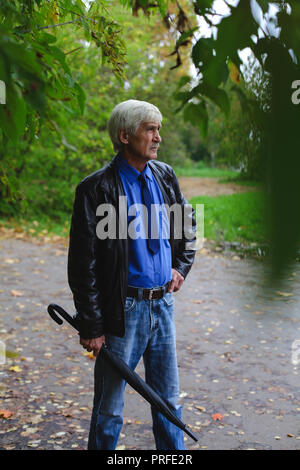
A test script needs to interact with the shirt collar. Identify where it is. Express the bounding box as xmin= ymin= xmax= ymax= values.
xmin=116 ymin=153 xmax=153 ymax=184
